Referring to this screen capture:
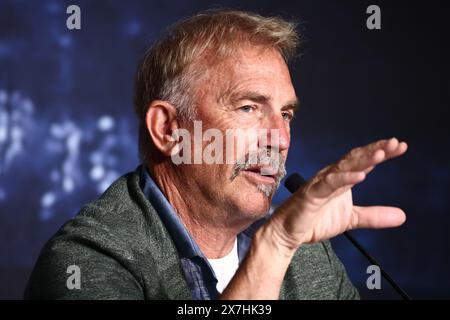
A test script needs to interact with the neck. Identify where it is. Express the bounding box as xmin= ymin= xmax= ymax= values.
xmin=147 ymin=161 xmax=242 ymax=259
